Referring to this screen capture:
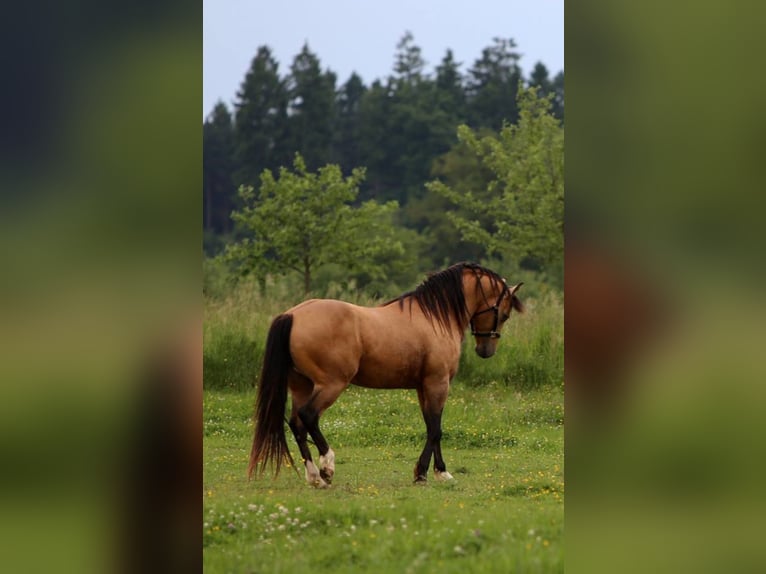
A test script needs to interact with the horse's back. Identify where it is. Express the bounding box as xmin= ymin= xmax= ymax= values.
xmin=288 ymin=298 xmax=360 ymax=332
xmin=285 ymin=298 xmax=461 ymax=389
